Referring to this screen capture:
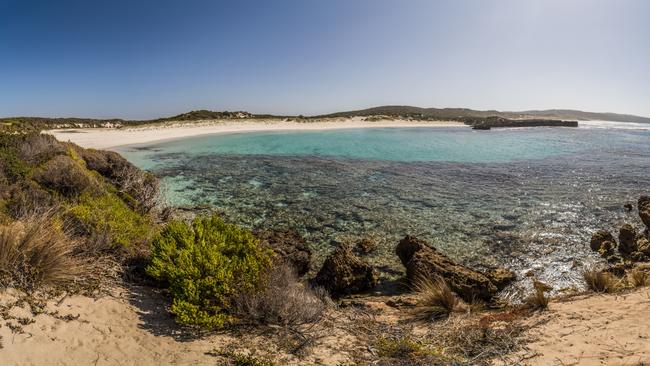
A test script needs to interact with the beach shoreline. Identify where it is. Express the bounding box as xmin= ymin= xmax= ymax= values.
xmin=45 ymin=117 xmax=465 ymax=149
